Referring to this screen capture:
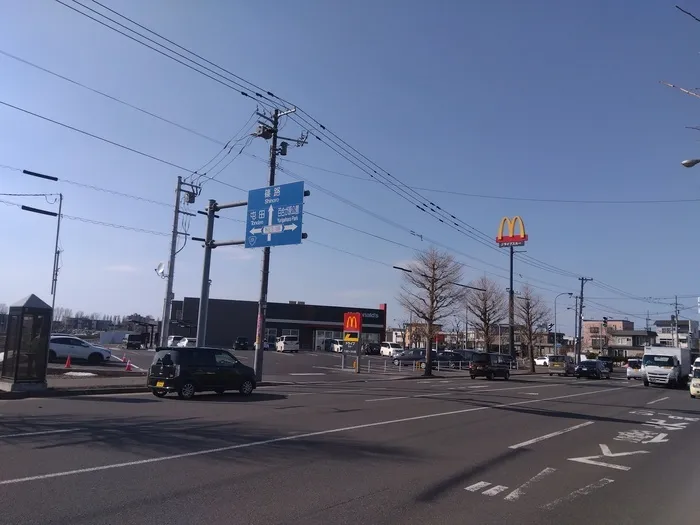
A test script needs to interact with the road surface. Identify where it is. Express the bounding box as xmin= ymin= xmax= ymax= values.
xmin=0 ymin=374 xmax=696 ymax=524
